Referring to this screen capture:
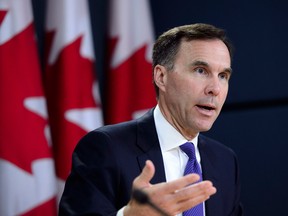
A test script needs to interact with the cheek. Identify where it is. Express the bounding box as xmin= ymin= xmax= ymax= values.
xmin=221 ymin=86 xmax=229 ymax=101
xmin=166 ymin=76 xmax=184 ymax=95
xmin=166 ymin=75 xmax=200 ymax=102
xmin=165 ymin=82 xmax=190 ymax=107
